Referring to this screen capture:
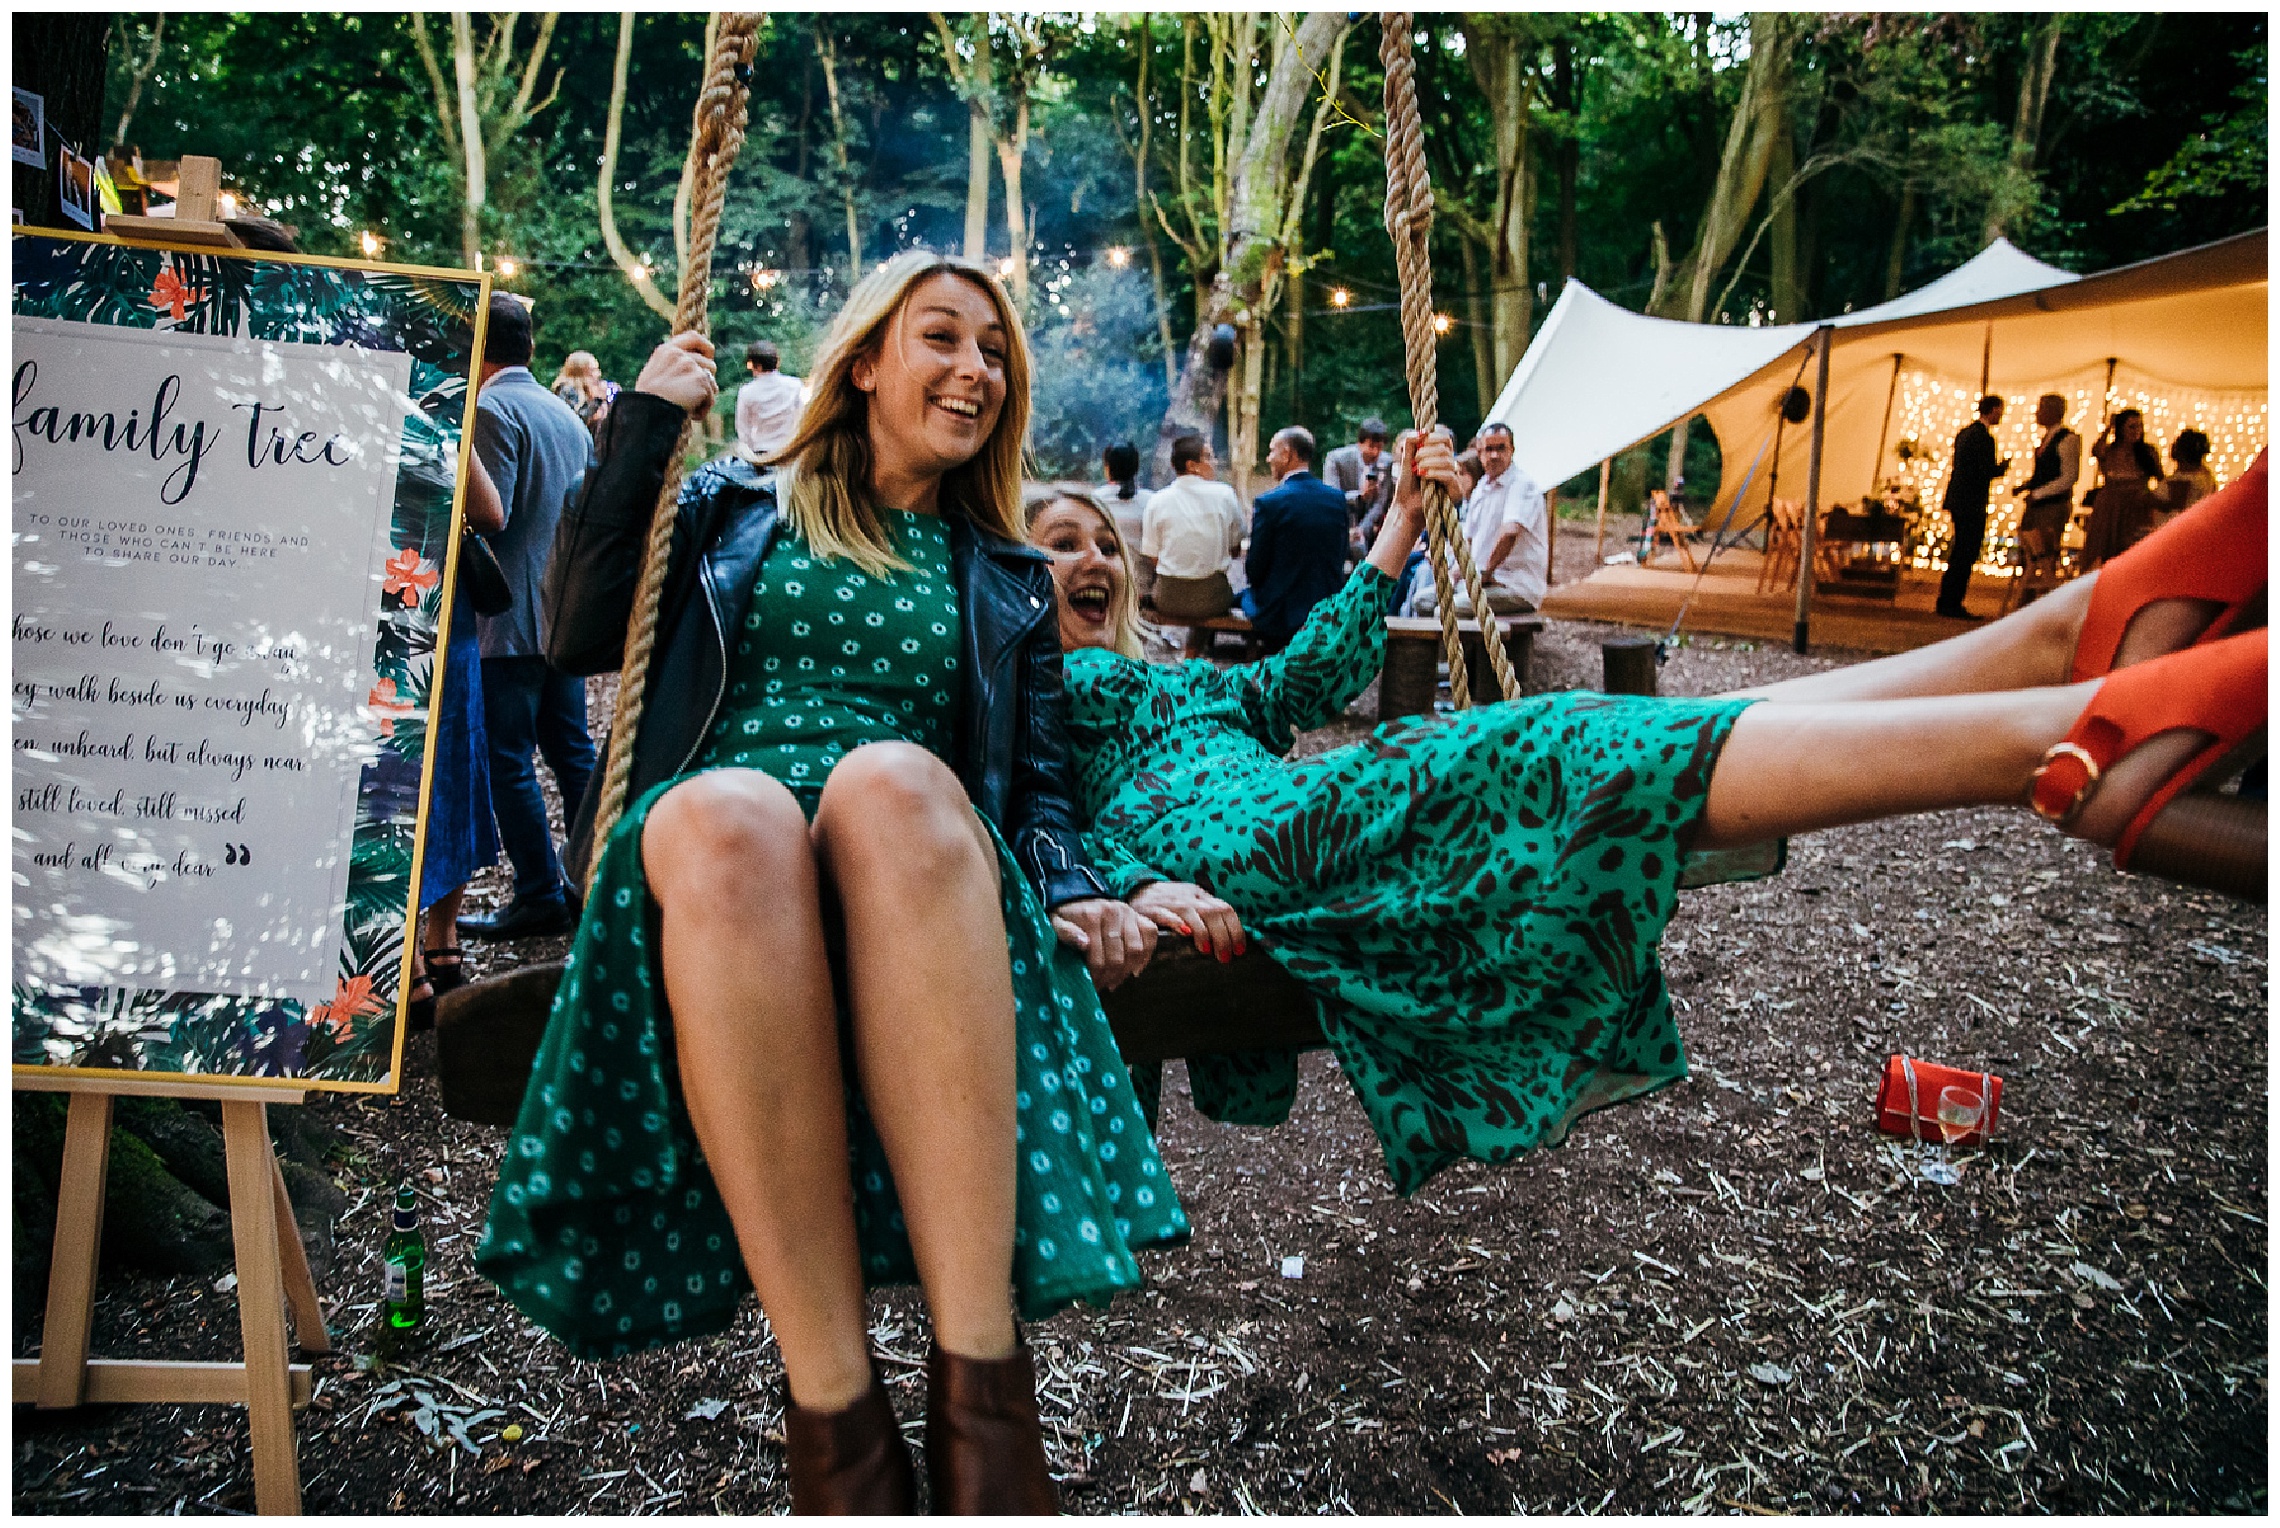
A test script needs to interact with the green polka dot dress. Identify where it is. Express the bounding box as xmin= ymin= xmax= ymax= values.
xmin=477 ymin=511 xmax=1186 ymax=1359
xmin=1066 ymin=565 xmax=1770 ymax=1196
